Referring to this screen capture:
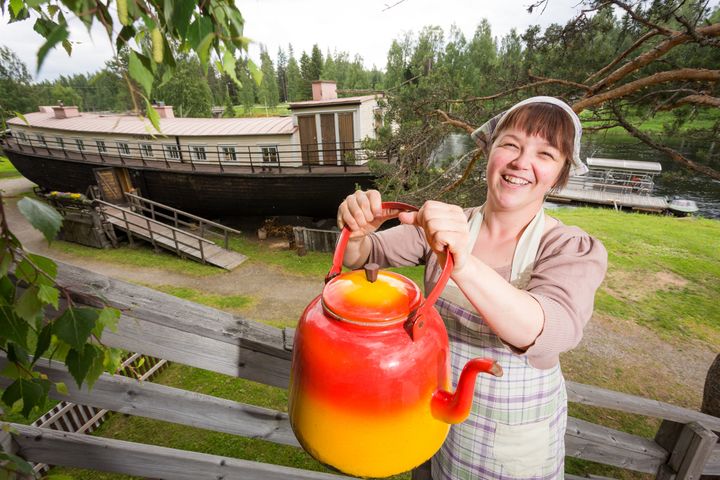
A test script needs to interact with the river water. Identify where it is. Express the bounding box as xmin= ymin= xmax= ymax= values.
xmin=436 ymin=133 xmax=720 ymax=219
